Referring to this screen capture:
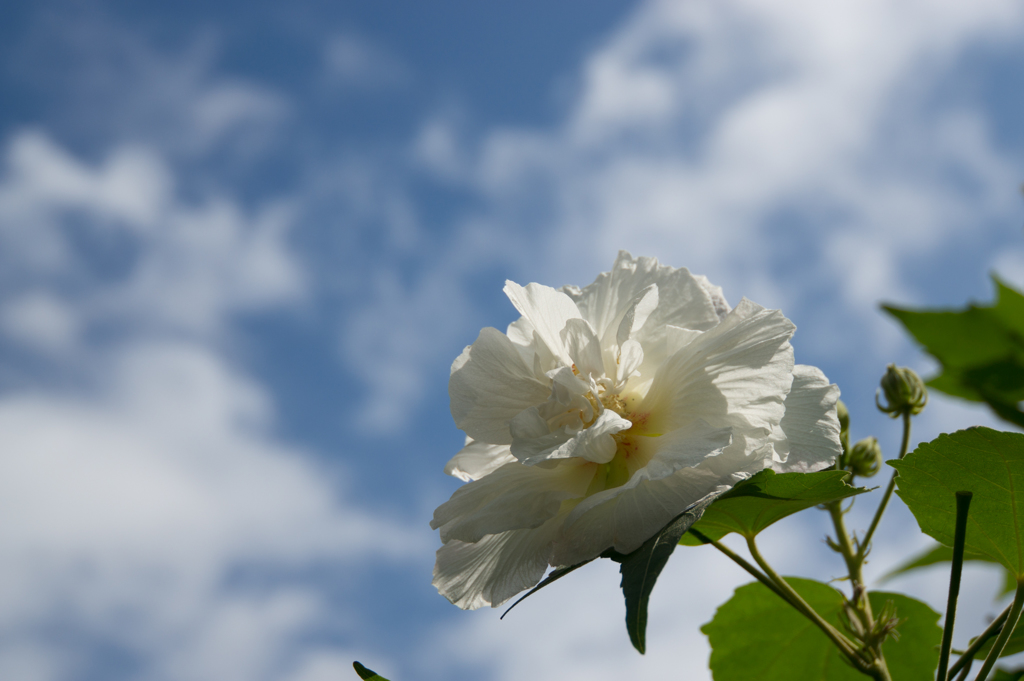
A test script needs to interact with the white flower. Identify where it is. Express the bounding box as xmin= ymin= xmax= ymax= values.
xmin=431 ymin=252 xmax=842 ymax=610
